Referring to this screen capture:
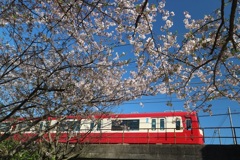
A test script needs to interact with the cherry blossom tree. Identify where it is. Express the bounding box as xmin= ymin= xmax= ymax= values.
xmin=166 ymin=0 xmax=240 ymax=112
xmin=0 ymin=0 xmax=239 ymax=158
